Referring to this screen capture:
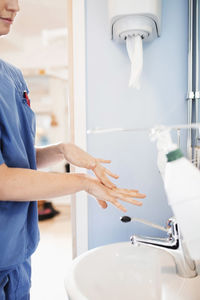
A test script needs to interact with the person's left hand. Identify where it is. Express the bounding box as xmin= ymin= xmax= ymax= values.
xmin=91 ymin=159 xmax=119 ymax=189
xmin=62 ymin=143 xmax=146 ymax=211
xmin=63 ymin=143 xmax=118 ymax=188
